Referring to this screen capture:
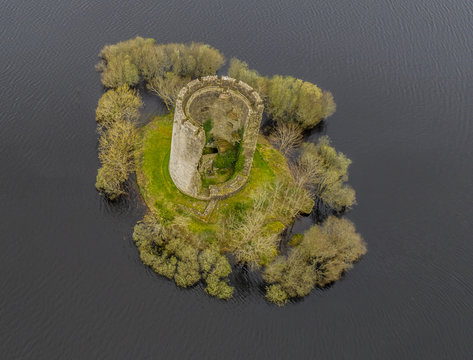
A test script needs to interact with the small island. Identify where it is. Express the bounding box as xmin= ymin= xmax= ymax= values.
xmin=94 ymin=37 xmax=366 ymax=305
